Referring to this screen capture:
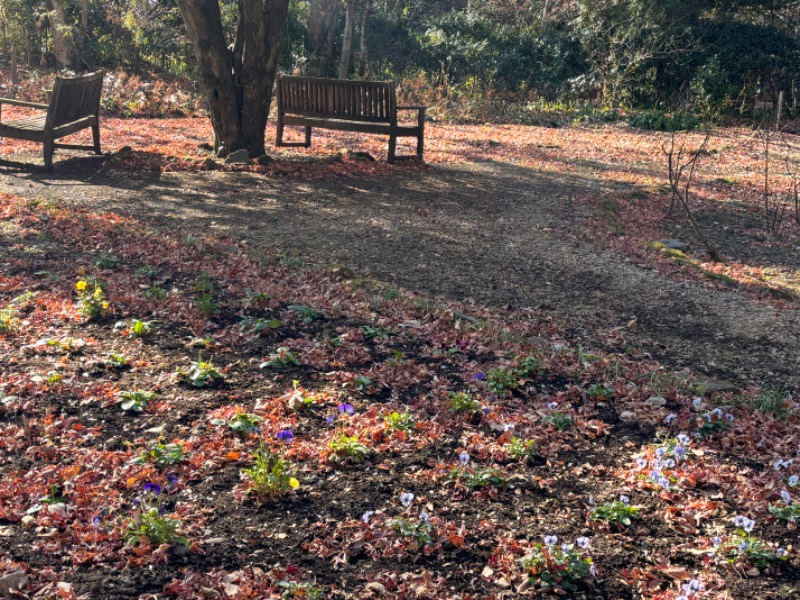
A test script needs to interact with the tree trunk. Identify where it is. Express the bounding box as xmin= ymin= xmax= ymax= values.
xmin=47 ymin=0 xmax=70 ymax=68
xmin=11 ymin=43 xmax=18 ymax=86
xmin=76 ymin=0 xmax=89 ymax=68
xmin=175 ymin=0 xmax=290 ymax=156
xmin=338 ymin=0 xmax=355 ymax=79
xmin=308 ymin=0 xmax=339 ymax=76
xmin=356 ymin=0 xmax=371 ymax=77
